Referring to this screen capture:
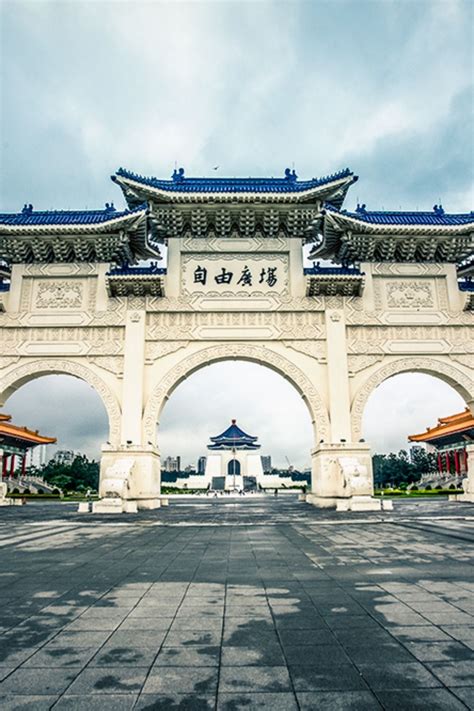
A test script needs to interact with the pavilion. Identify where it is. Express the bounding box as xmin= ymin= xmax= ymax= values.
xmin=0 ymin=414 xmax=56 ymax=478
xmin=409 ymin=408 xmax=474 ymax=477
